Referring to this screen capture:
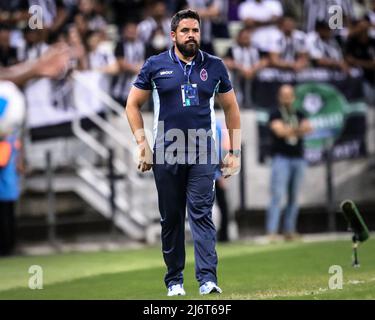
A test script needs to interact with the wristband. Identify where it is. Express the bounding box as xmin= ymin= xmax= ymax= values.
xmin=229 ymin=149 xmax=241 ymax=157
